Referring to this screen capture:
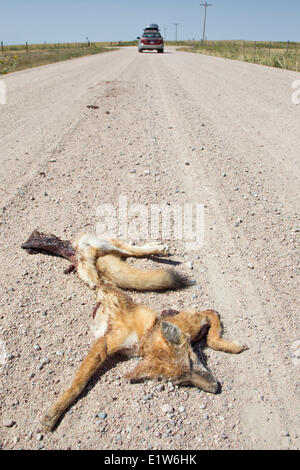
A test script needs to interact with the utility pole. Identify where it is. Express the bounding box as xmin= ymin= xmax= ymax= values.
xmin=200 ymin=2 xmax=212 ymax=44
xmin=174 ymin=23 xmax=179 ymax=42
